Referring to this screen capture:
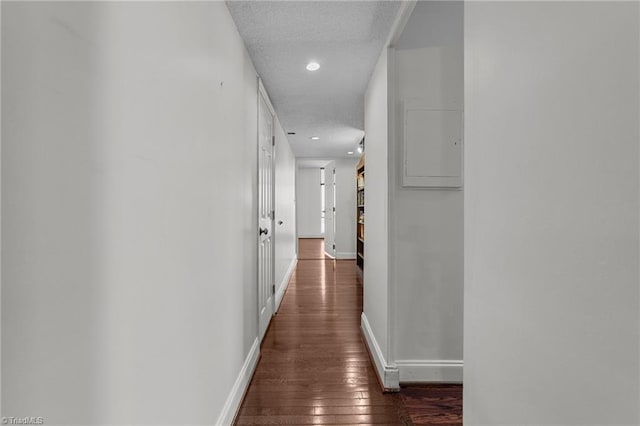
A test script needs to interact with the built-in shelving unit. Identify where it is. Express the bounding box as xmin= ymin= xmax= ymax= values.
xmin=356 ymin=155 xmax=365 ymax=269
